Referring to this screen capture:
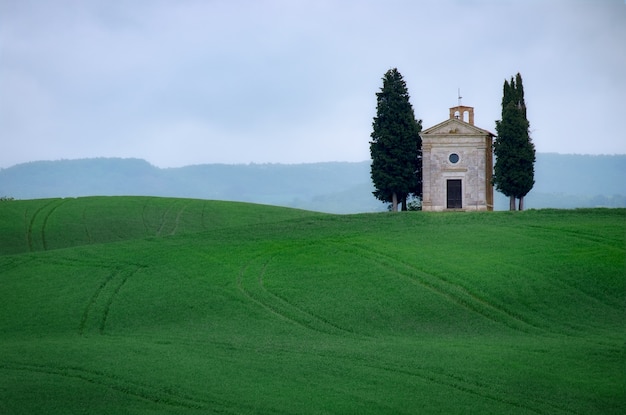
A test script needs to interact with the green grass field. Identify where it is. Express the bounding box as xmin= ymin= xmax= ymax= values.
xmin=0 ymin=197 xmax=624 ymax=414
